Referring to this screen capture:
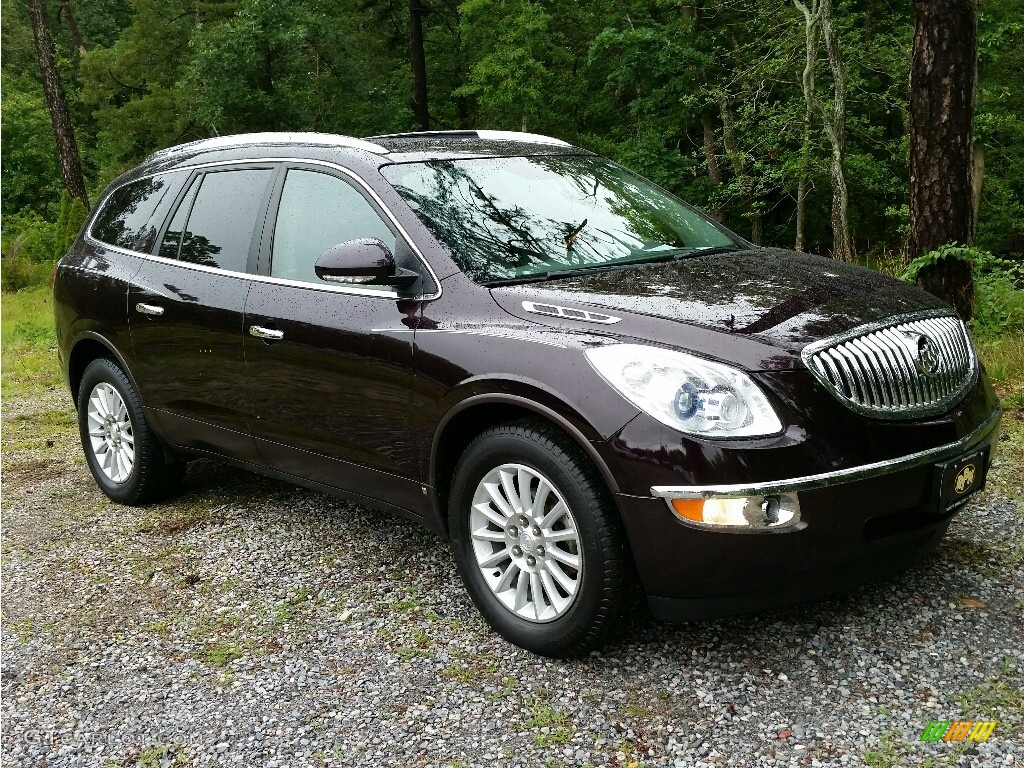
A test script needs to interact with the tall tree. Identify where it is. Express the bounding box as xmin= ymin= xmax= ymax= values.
xmin=793 ymin=0 xmax=821 ymax=252
xmin=909 ymin=0 xmax=977 ymax=319
xmin=792 ymin=0 xmax=855 ymax=260
xmin=24 ymin=0 xmax=88 ymax=207
xmin=58 ymin=0 xmax=86 ymax=54
xmin=819 ymin=0 xmax=855 ymax=261
xmin=410 ymin=0 xmax=430 ymax=129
